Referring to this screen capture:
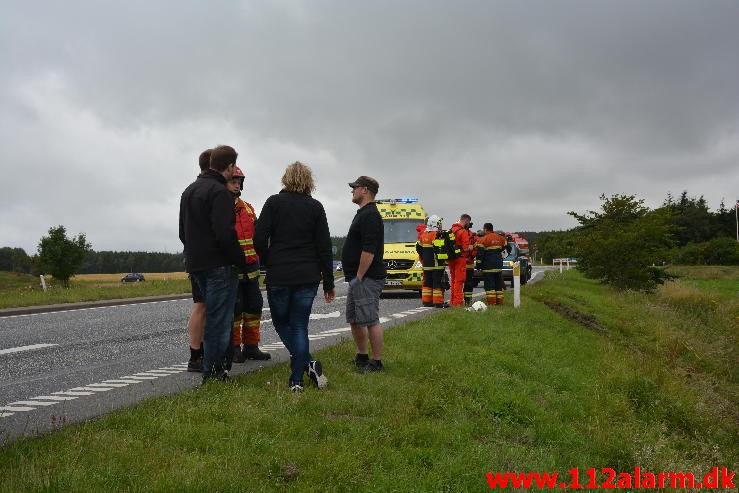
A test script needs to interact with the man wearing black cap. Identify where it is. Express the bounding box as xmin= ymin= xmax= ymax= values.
xmin=342 ymin=176 xmax=387 ymax=373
